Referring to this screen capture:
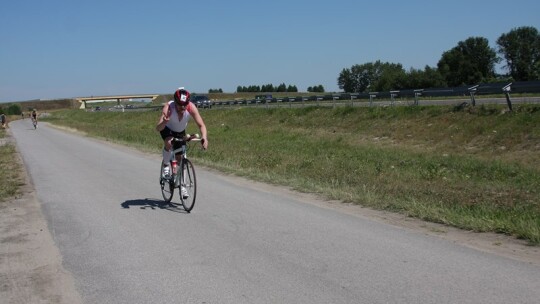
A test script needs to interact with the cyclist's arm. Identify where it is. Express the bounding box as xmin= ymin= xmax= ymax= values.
xmin=156 ymin=103 xmax=171 ymax=132
xmin=189 ymin=105 xmax=208 ymax=149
